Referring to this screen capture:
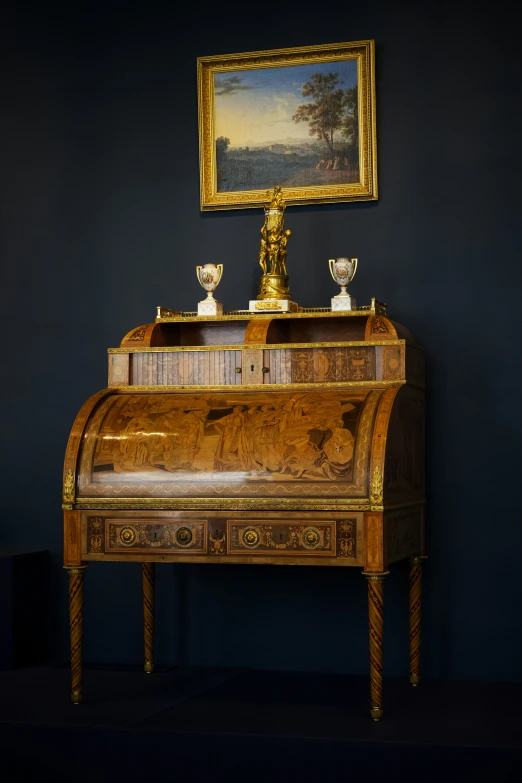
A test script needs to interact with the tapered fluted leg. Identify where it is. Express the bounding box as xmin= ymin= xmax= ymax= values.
xmin=365 ymin=571 xmax=388 ymax=721
xmin=409 ymin=556 xmax=425 ymax=686
xmin=143 ymin=562 xmax=155 ymax=674
xmin=66 ymin=565 xmax=87 ymax=704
